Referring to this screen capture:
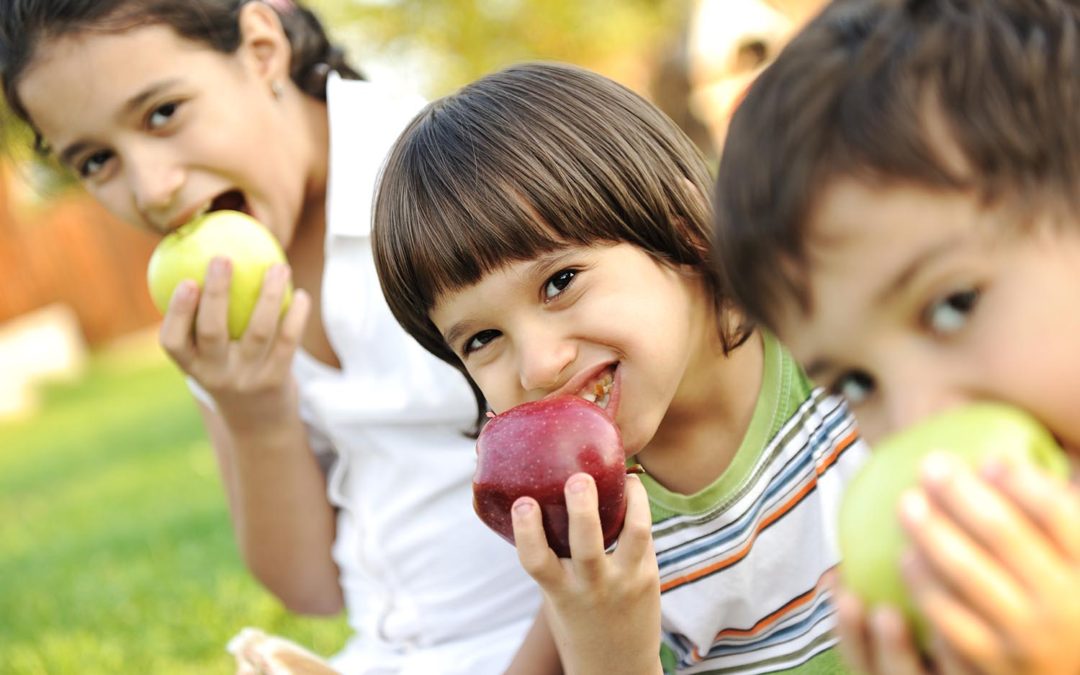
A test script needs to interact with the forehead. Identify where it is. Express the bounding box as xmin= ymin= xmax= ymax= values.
xmin=773 ymin=177 xmax=986 ymax=353
xmin=17 ymin=24 xmax=217 ymax=141
xmin=429 ymin=256 xmax=540 ymax=324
